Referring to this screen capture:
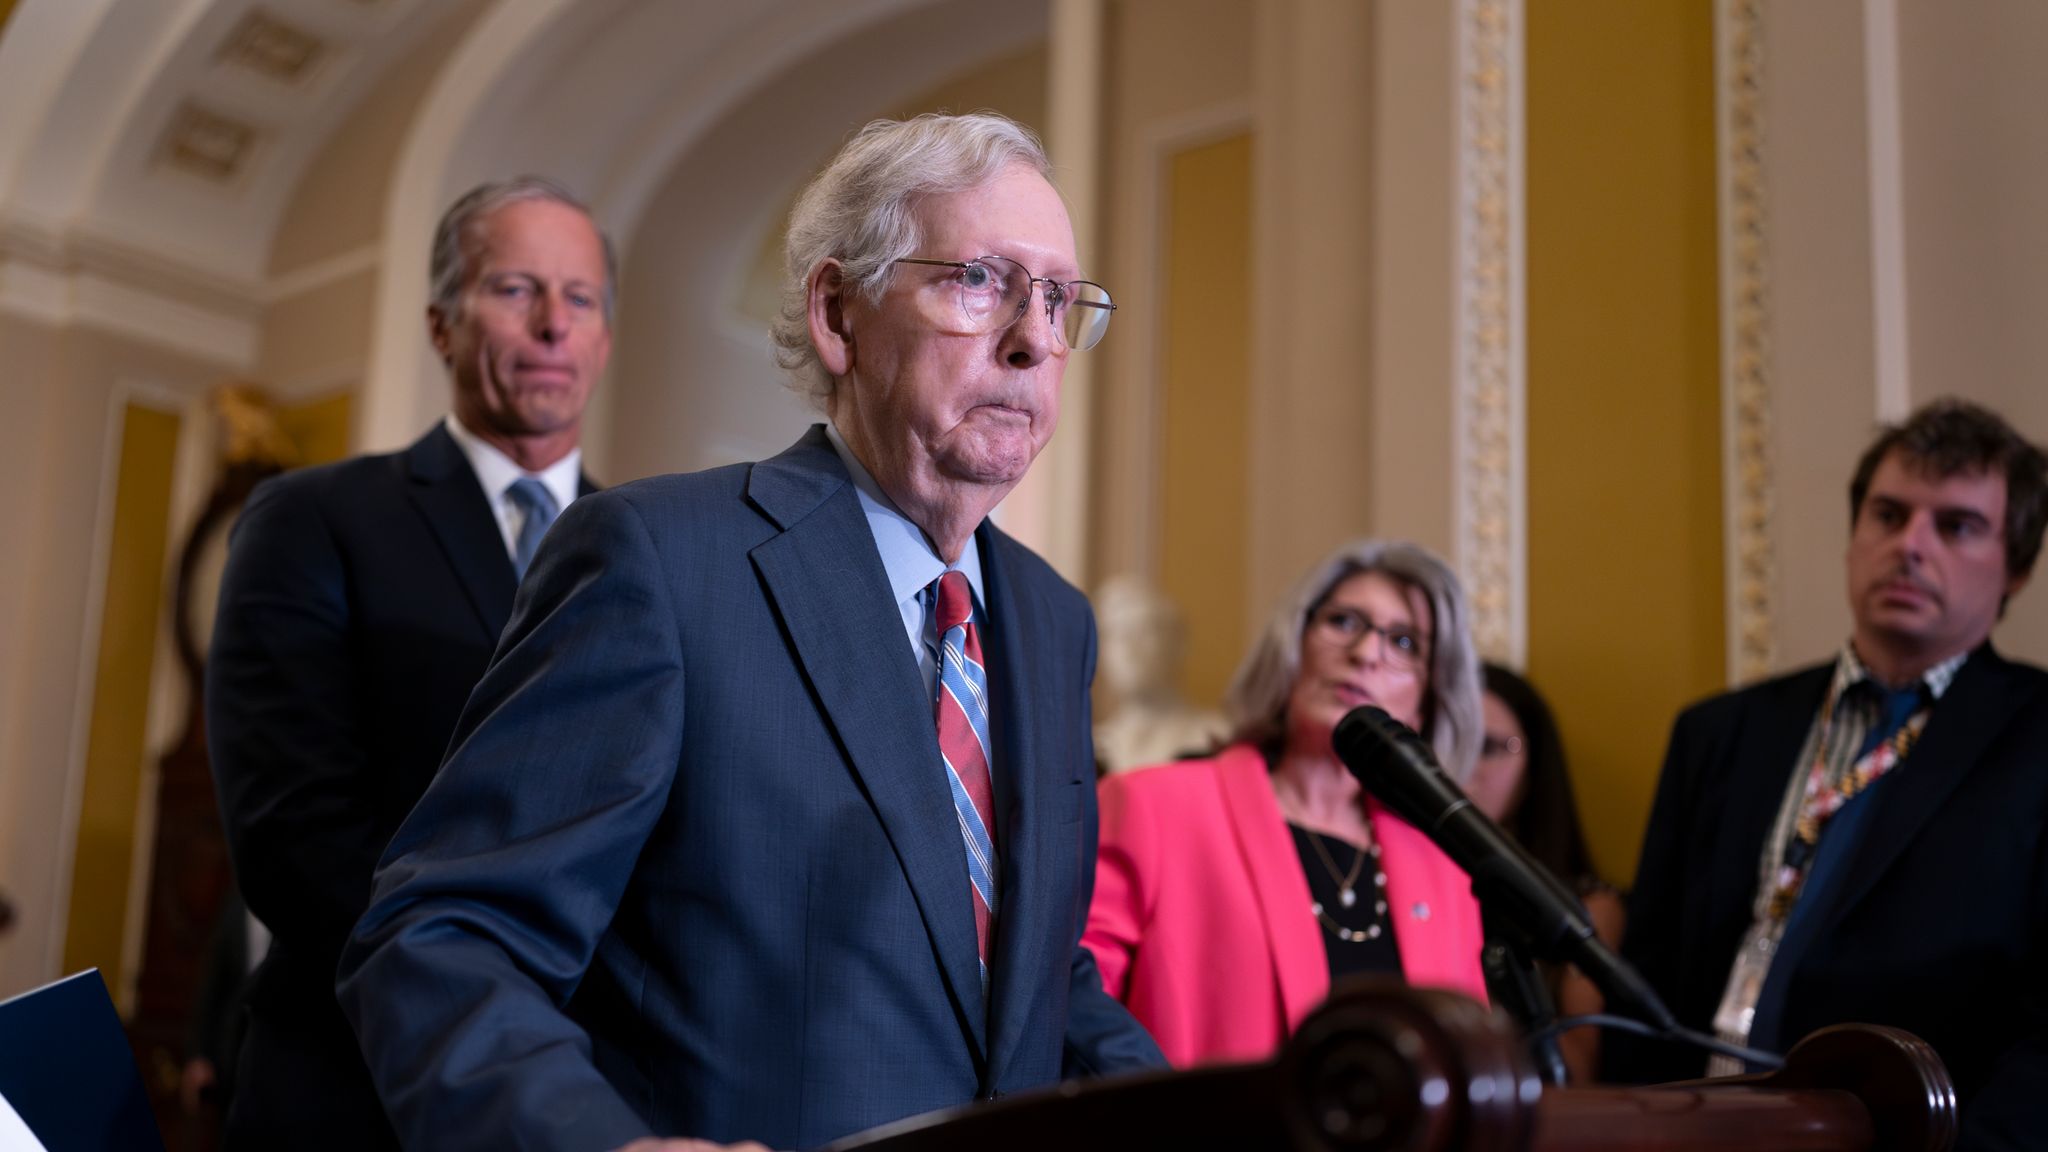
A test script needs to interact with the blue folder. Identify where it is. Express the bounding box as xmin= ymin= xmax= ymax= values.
xmin=0 ymin=969 xmax=164 ymax=1151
